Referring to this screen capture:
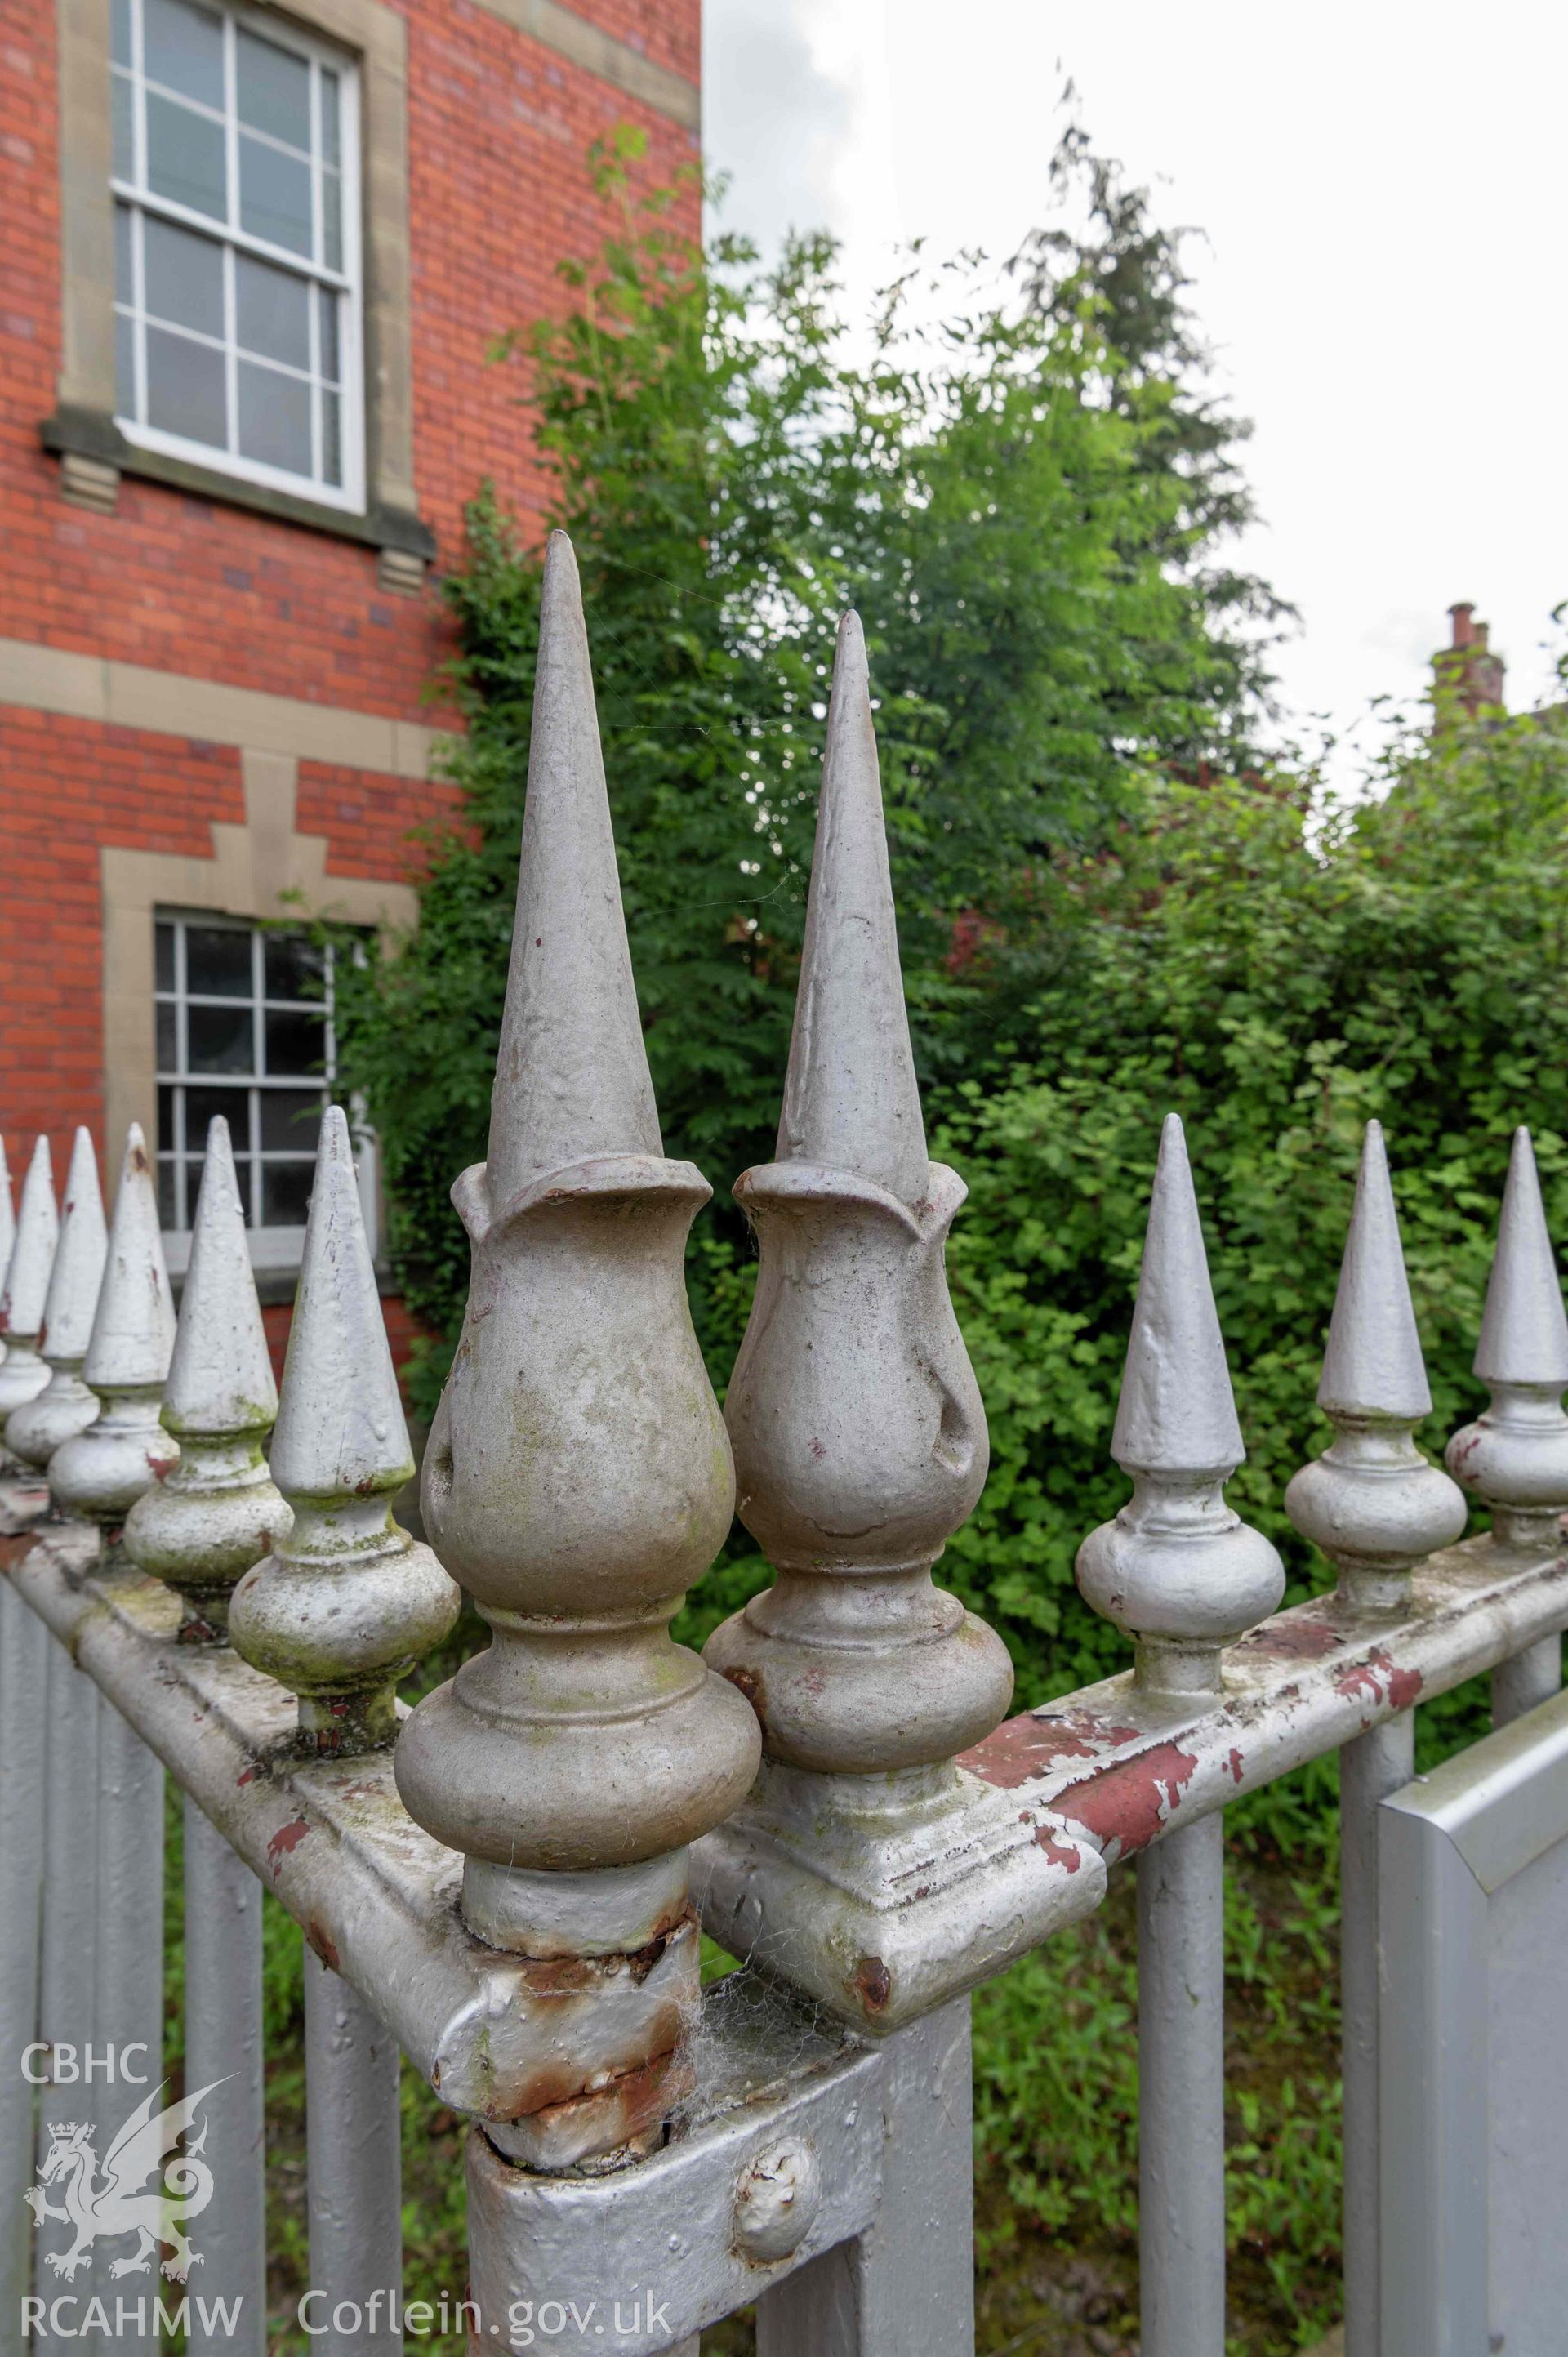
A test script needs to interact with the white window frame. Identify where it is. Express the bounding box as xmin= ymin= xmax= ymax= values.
xmin=154 ymin=909 xmax=379 ymax=1272
xmin=110 ymin=0 xmax=366 ymax=511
